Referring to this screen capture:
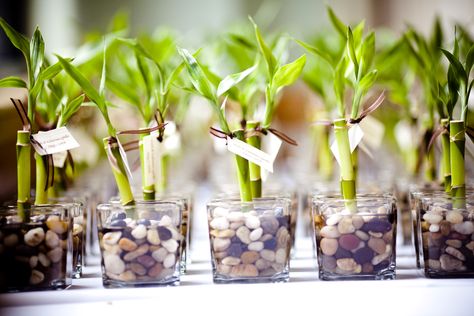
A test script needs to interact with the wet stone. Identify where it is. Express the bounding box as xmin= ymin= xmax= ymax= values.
xmin=337 ymin=217 xmax=355 ymax=234
xmin=353 ymin=247 xmax=374 ymax=264
xmin=24 ymin=227 xmax=45 ymax=247
xmin=320 ymin=238 xmax=338 ymax=256
xmin=320 ymin=225 xmax=341 ymax=239
xmin=277 ymin=216 xmax=290 ymax=229
xmin=339 ymin=234 xmax=360 ymax=251
xmin=446 ymin=239 xmax=462 ymax=248
xmin=131 ymin=225 xmax=147 ymax=240
xmin=137 ymin=218 xmax=151 ymax=226
xmin=334 ymin=247 xmax=352 ymax=260
xmin=321 ymin=255 xmax=337 ymax=270
xmin=103 ymin=231 xmax=122 ymax=245
xmin=130 ymin=262 xmax=147 ymax=276
xmin=248 ymin=241 xmax=263 ymax=252
xmin=446 ymin=211 xmax=463 ymax=224
xmin=440 ymin=254 xmax=463 ymax=271
xmin=453 ymin=221 xmax=474 ymax=235
xmin=157 ymin=226 xmax=172 ymax=241
xmin=45 ymin=230 xmax=59 ymax=249
xmin=263 ymin=238 xmax=277 ymax=250
xmin=439 ymin=221 xmax=451 ymax=236
xmin=336 ymin=258 xmax=358 ymax=271
xmin=230 ymin=264 xmax=258 ymax=277
xmin=368 ymin=237 xmax=386 ymax=255
xmin=29 ymin=269 xmax=45 ymax=285
xmin=427 ymin=246 xmax=441 ymax=260
xmin=428 ymin=259 xmax=441 ymax=270
xmin=445 ymin=246 xmax=465 ymax=261
xmin=241 ymin=251 xmax=260 ymax=264
xmin=245 ymin=216 xmax=260 ymax=229
xmin=362 ymin=219 xmax=392 ymax=233
xmin=112 ymin=212 xmax=126 ymax=221
xmin=47 ymin=247 xmax=63 ymax=263
xmin=119 ymin=238 xmax=138 ymax=251
xmin=104 ymin=254 xmax=126 ymax=274
xmin=111 ymin=220 xmax=127 ymax=228
xmin=137 ymin=255 xmax=156 ymax=268
xmin=227 ymin=243 xmax=244 ymax=258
